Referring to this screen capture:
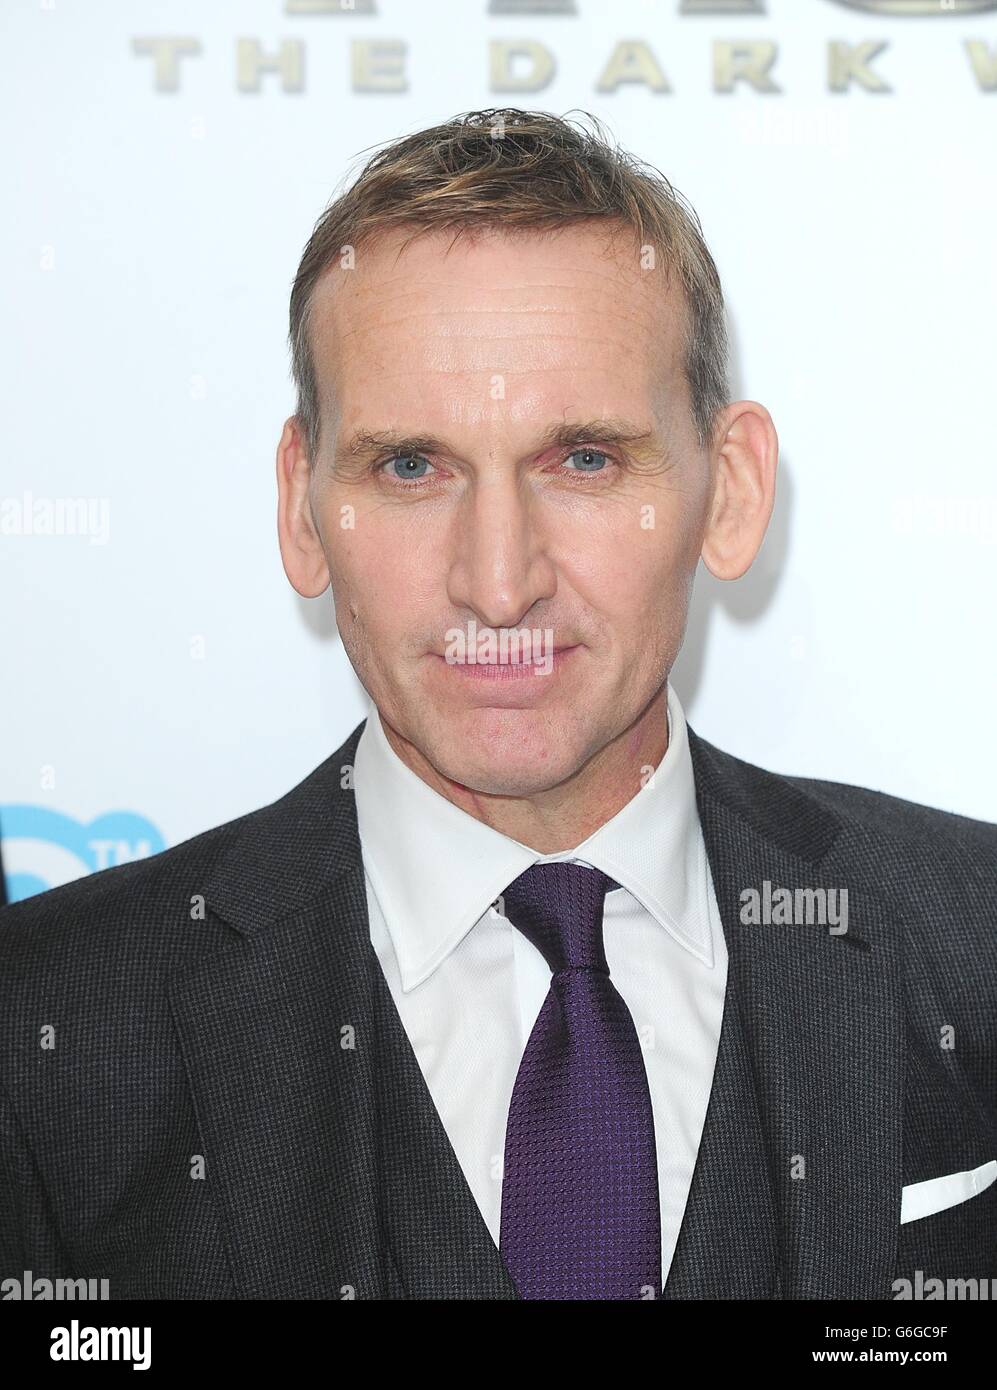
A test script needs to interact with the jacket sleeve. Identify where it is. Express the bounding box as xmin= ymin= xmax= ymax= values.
xmin=0 ymin=1077 xmax=69 ymax=1282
